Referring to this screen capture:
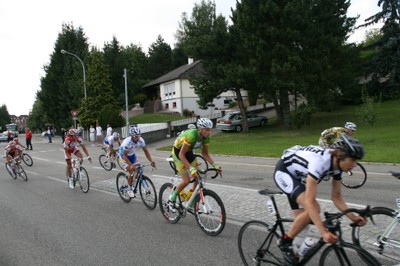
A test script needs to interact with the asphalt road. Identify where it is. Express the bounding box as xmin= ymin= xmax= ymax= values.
xmin=0 ymin=135 xmax=399 ymax=265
